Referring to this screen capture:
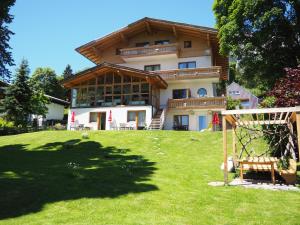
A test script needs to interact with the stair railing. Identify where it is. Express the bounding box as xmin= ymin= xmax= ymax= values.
xmin=159 ymin=108 xmax=166 ymax=130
